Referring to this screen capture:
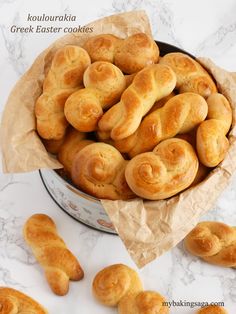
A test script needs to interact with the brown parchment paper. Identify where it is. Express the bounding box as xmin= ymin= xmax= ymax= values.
xmin=0 ymin=10 xmax=152 ymax=172
xmin=1 ymin=11 xmax=236 ymax=268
